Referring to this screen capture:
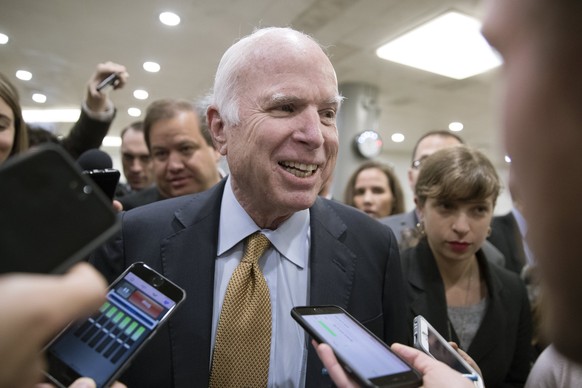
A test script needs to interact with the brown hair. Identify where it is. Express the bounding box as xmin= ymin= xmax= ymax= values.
xmin=0 ymin=73 xmax=28 ymax=158
xmin=415 ymin=145 xmax=501 ymax=207
xmin=143 ymin=99 xmax=212 ymax=150
xmin=344 ymin=161 xmax=405 ymax=215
